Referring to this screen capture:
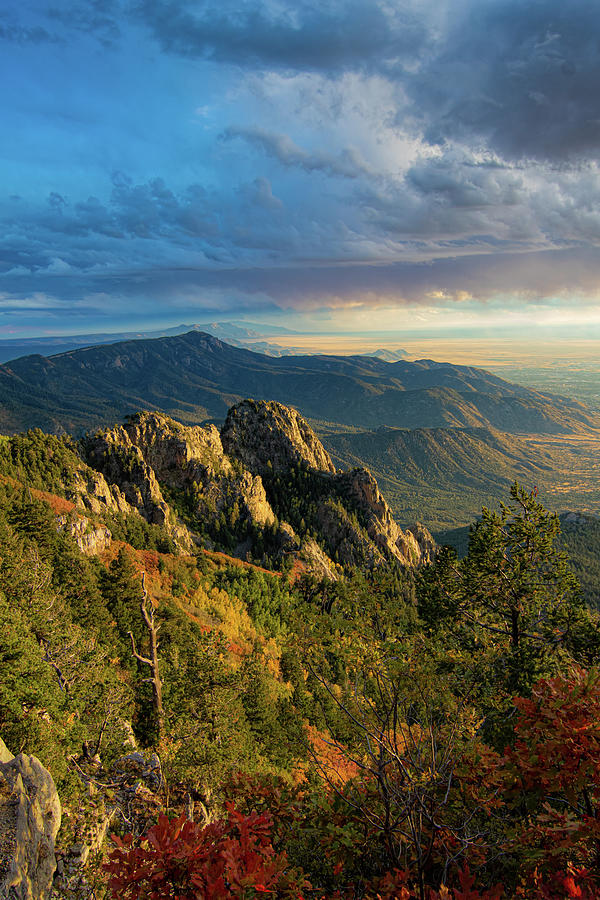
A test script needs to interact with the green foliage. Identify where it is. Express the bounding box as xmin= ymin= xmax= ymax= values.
xmin=557 ymin=513 xmax=600 ymax=610
xmin=160 ymin=612 xmax=255 ymax=785
xmin=211 ymin=567 xmax=294 ymax=638
xmin=261 ymin=463 xmax=376 ymax=568
xmin=239 ymin=650 xmax=305 ymax=768
xmin=418 ymin=484 xmax=597 ymax=702
xmin=0 ymin=428 xmax=83 ymax=494
xmin=3 ymin=441 xmax=600 ymax=900
xmin=101 ymin=547 xmax=144 ymax=650
xmin=108 ymin=512 xmax=177 ymax=553
xmin=0 ymin=589 xmax=71 ymax=777
xmin=0 ymin=488 xmax=133 ymax=791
